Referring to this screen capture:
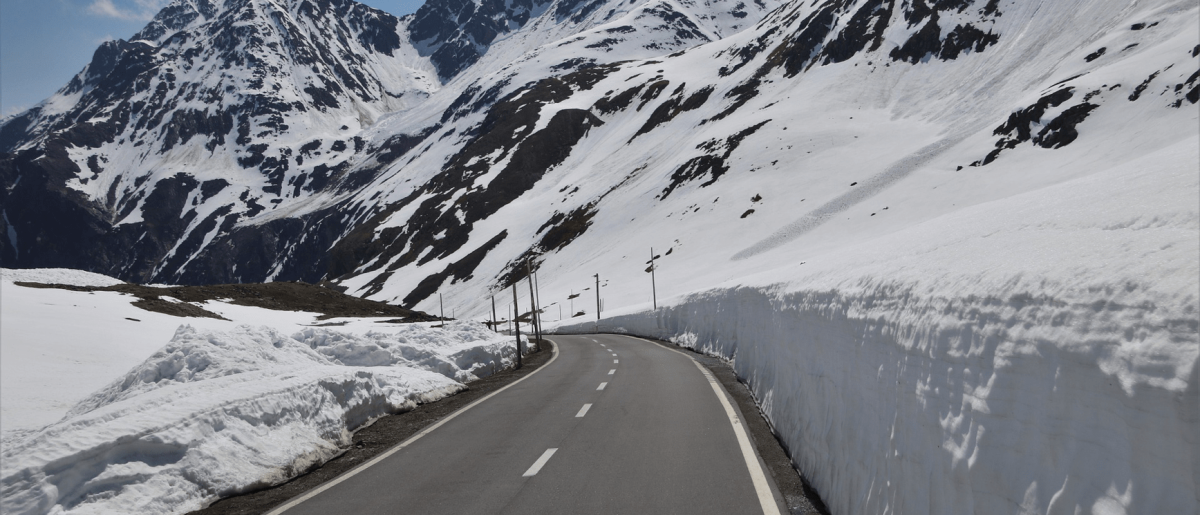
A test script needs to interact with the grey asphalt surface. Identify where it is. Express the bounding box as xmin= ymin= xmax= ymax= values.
xmin=274 ymin=334 xmax=787 ymax=514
